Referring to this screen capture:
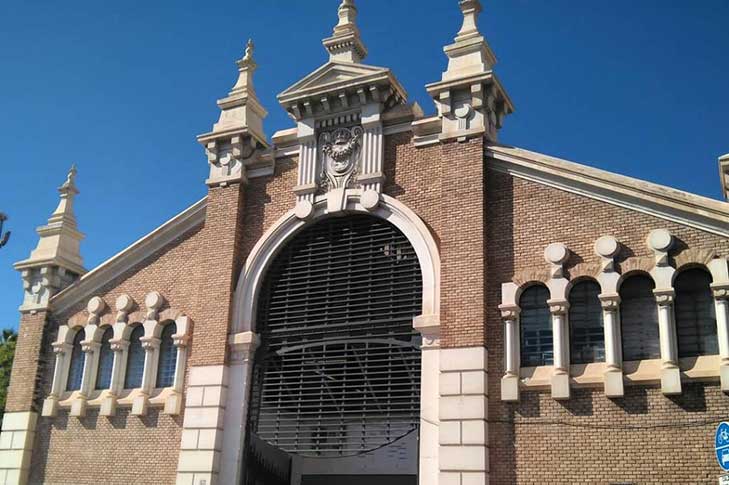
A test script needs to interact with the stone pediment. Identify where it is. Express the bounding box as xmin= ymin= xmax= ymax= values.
xmin=278 ymin=61 xmax=407 ymax=120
